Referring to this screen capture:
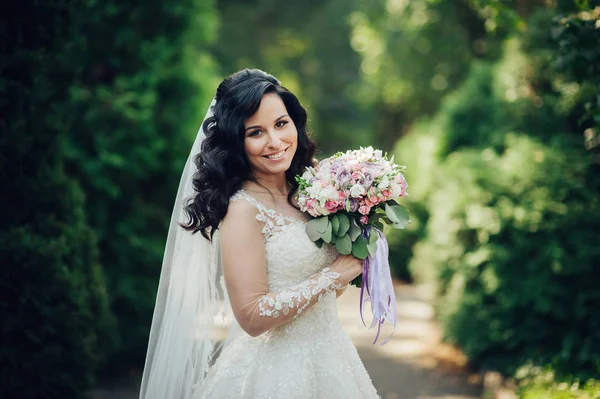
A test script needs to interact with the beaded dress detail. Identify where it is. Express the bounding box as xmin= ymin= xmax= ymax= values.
xmin=192 ymin=189 xmax=379 ymax=399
